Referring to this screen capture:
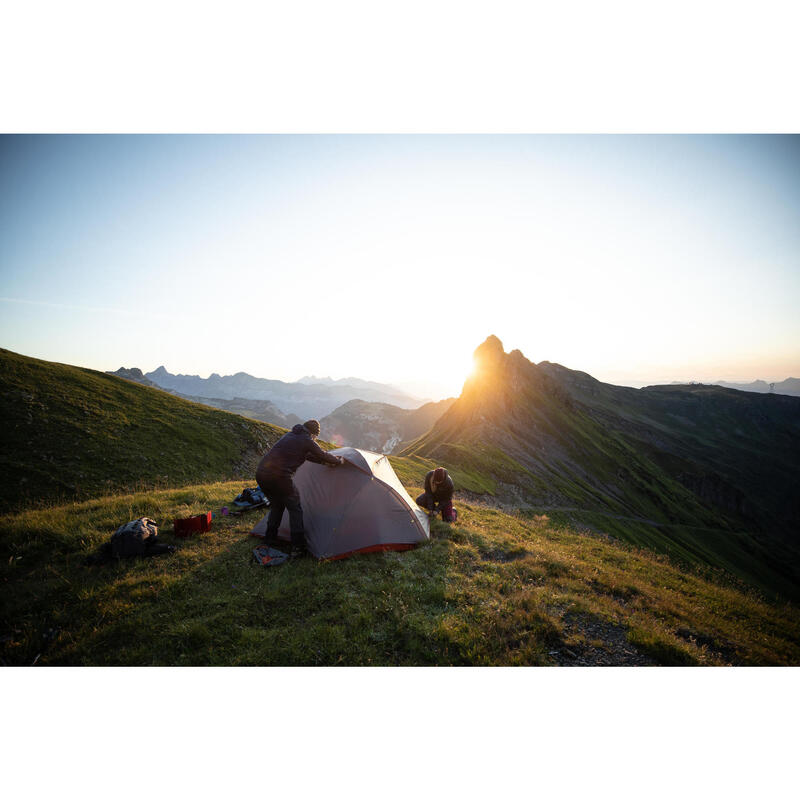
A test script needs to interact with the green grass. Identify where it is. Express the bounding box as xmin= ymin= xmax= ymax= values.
xmin=0 ymin=348 xmax=286 ymax=510
xmin=3 ymin=473 xmax=798 ymax=666
xmin=398 ymin=429 xmax=800 ymax=601
xmin=533 ymin=508 xmax=800 ymax=603
xmin=389 ymin=450 xmax=500 ymax=496
xmin=399 ymin=350 xmax=800 ymax=604
xmin=2 ymin=347 xmax=799 ymax=666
